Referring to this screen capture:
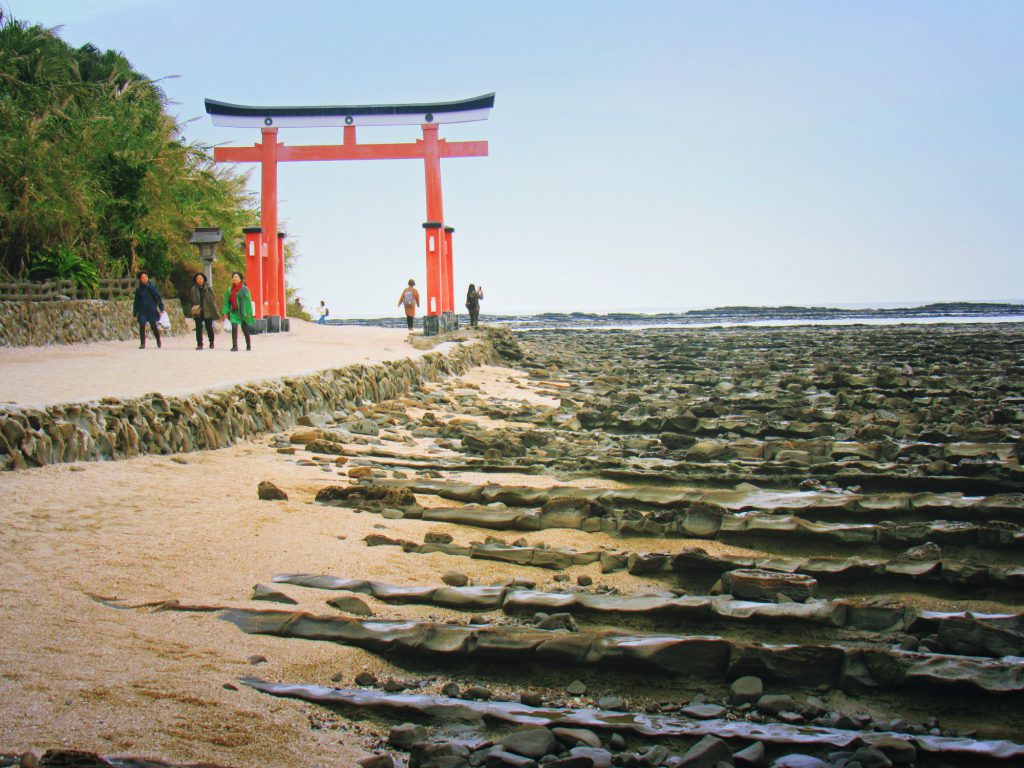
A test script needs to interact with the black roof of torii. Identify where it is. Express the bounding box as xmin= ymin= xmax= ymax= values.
xmin=205 ymin=93 xmax=495 ymax=128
